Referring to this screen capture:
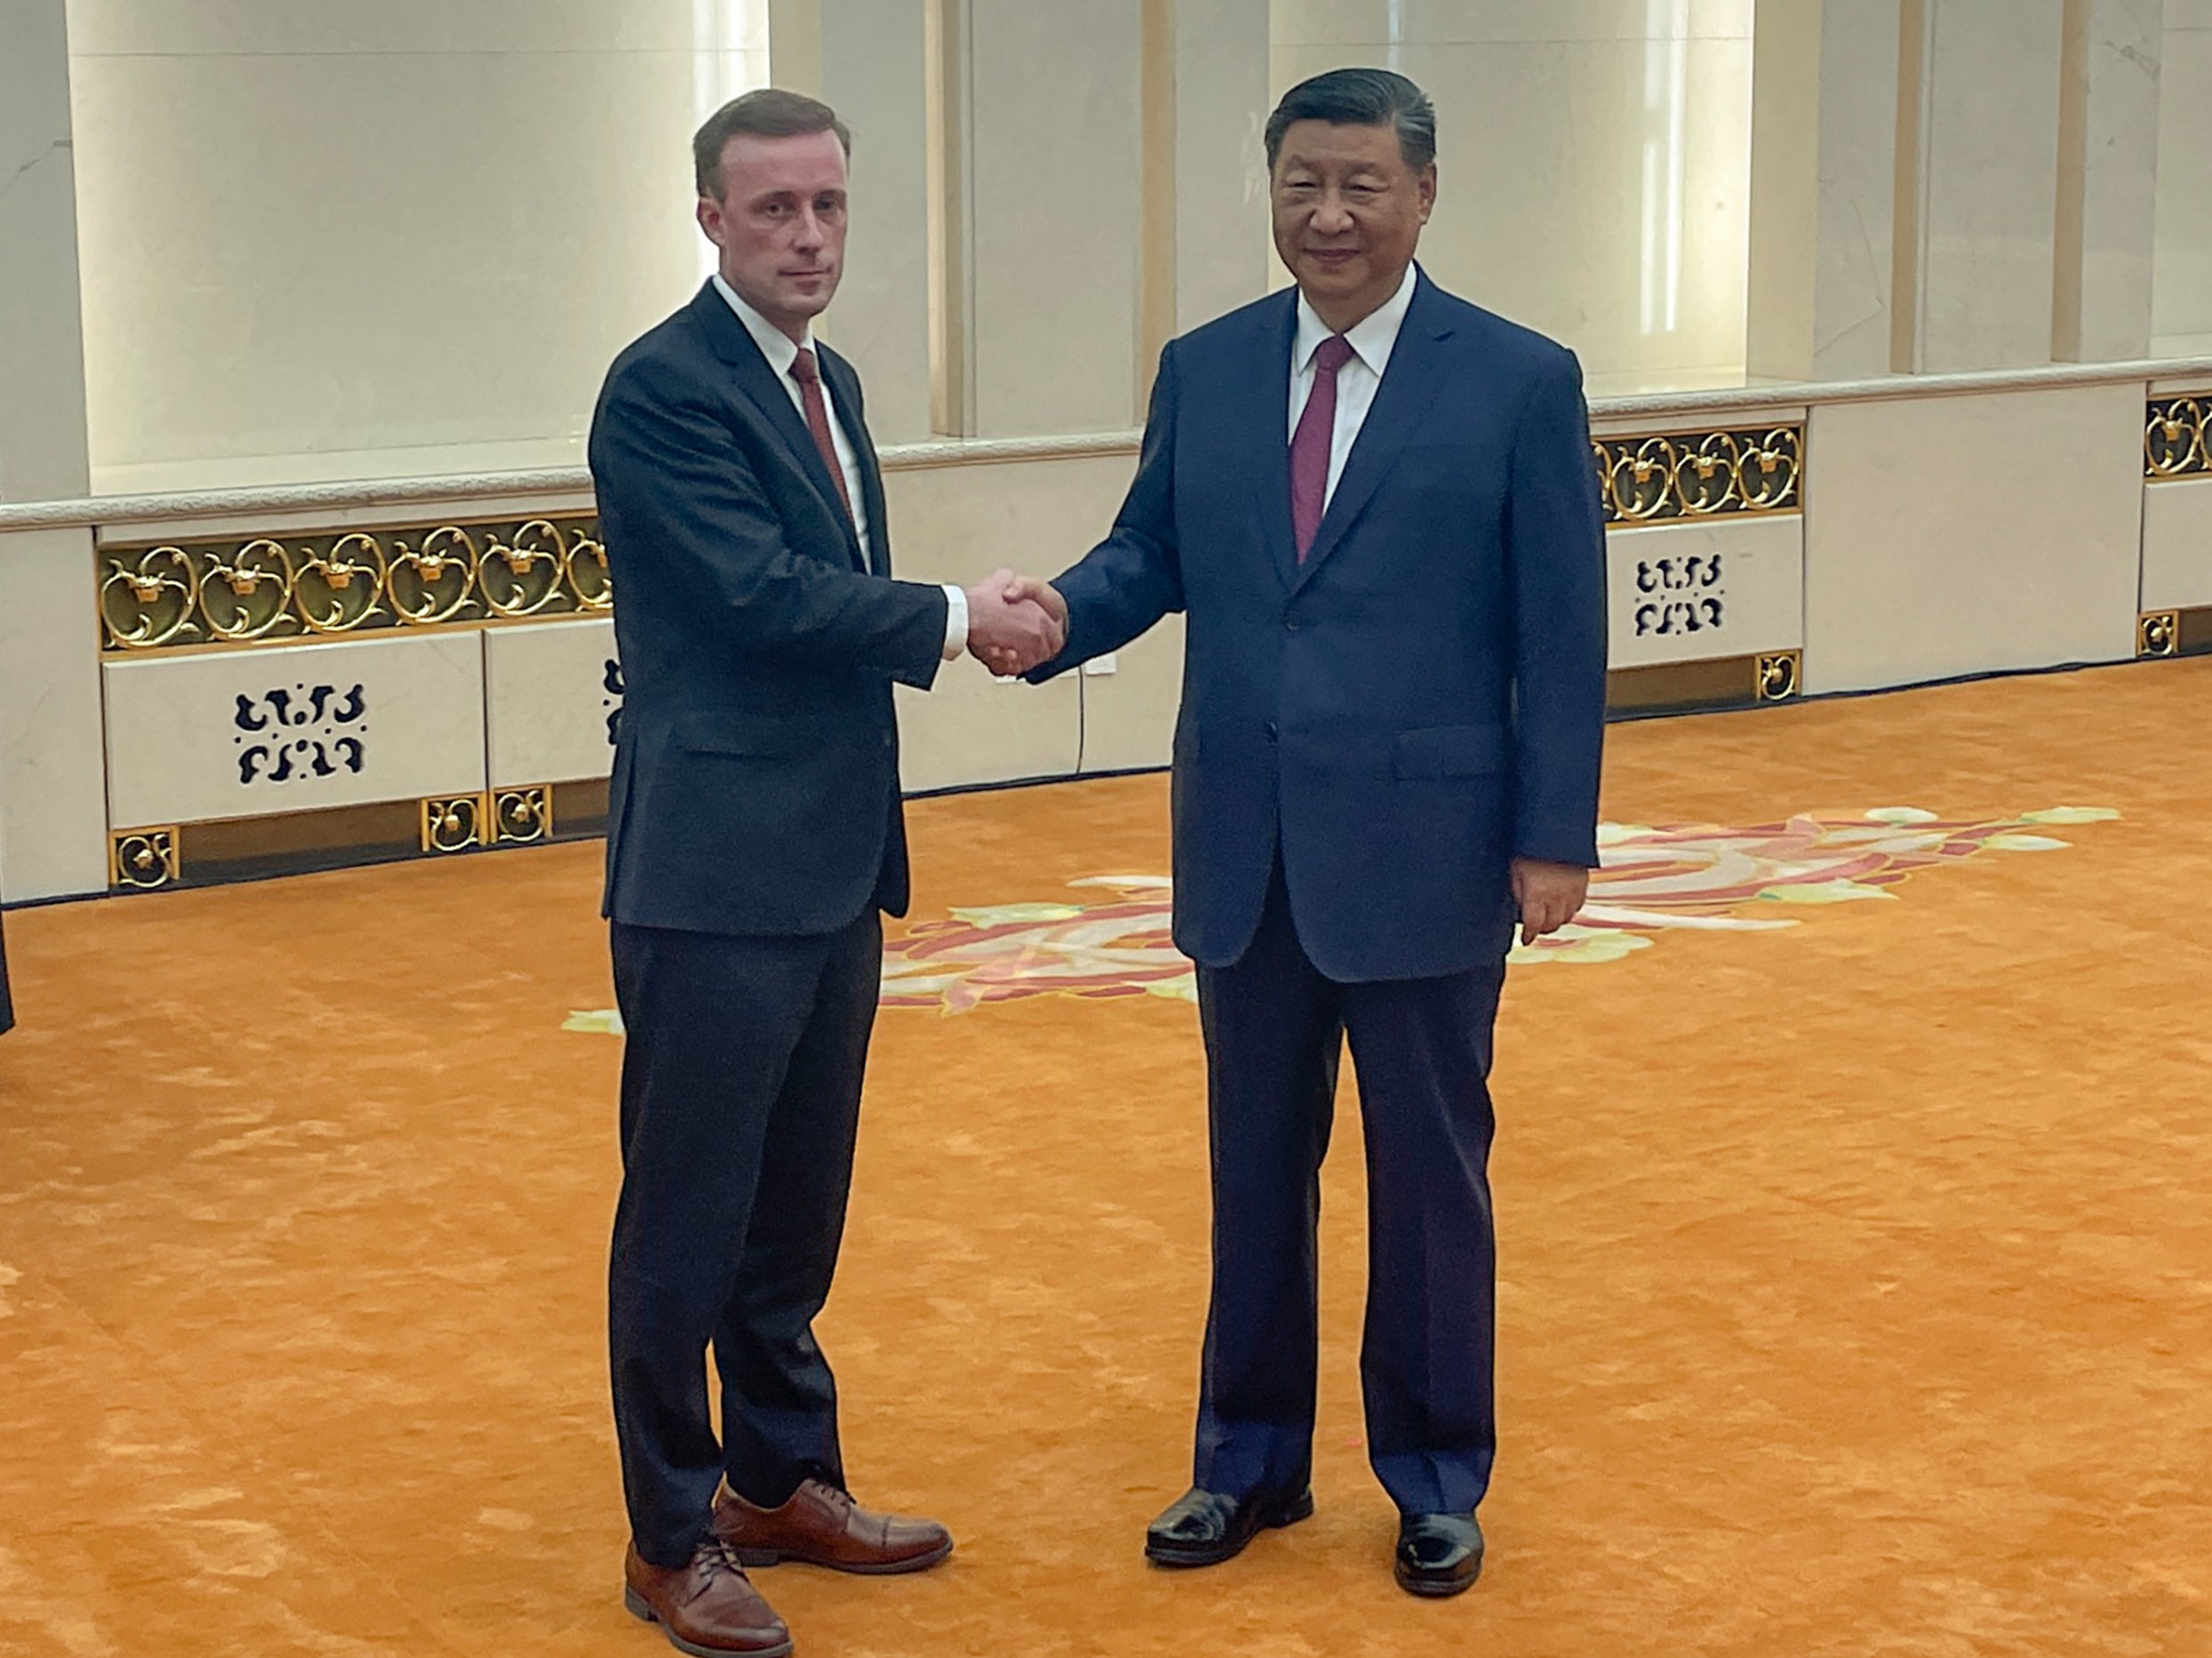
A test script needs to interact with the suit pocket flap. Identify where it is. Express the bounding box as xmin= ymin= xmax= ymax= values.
xmin=674 ymin=711 xmax=827 ymax=759
xmin=1392 ymin=723 xmax=1505 ymax=778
